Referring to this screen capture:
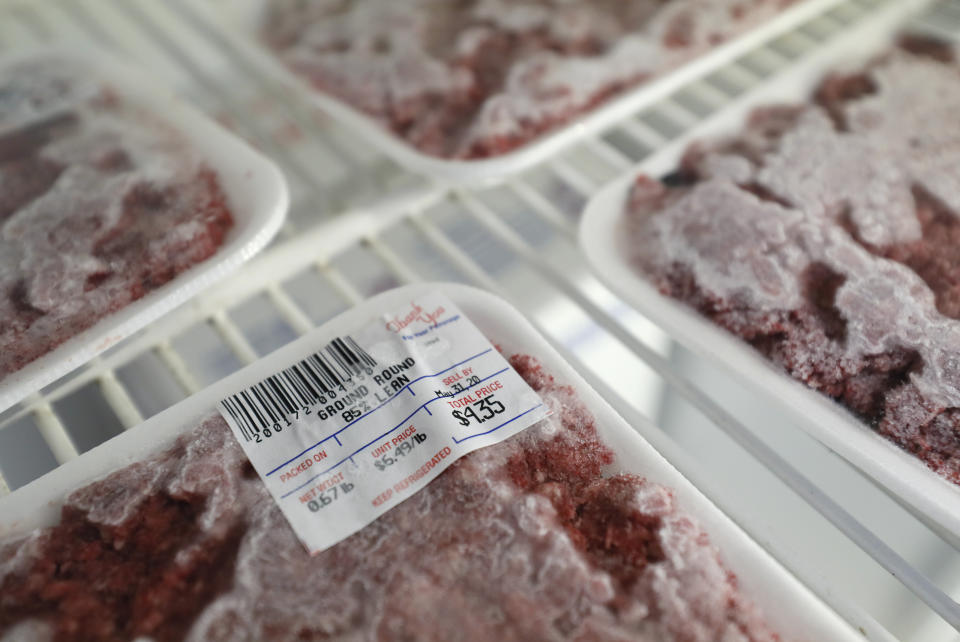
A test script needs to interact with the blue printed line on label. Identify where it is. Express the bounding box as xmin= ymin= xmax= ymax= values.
xmin=451 ymin=404 xmax=545 ymax=444
xmin=279 ymin=366 xmax=511 ymax=499
xmin=265 ymin=348 xmax=492 ymax=477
